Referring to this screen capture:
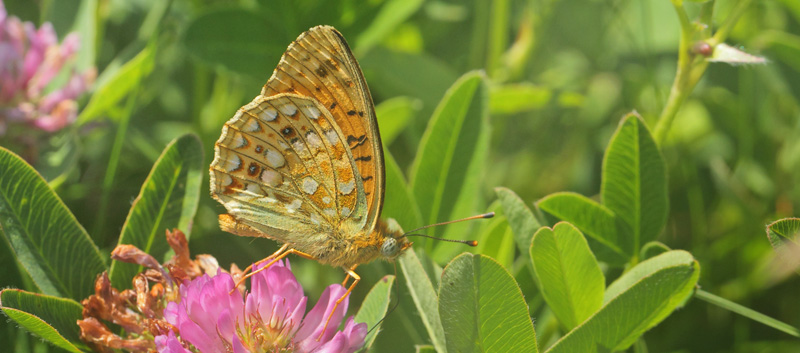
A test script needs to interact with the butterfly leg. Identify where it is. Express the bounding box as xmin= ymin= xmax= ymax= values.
xmin=239 ymin=243 xmax=290 ymax=279
xmin=231 ymin=246 xmax=317 ymax=293
xmin=318 ymin=265 xmax=360 ymax=341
